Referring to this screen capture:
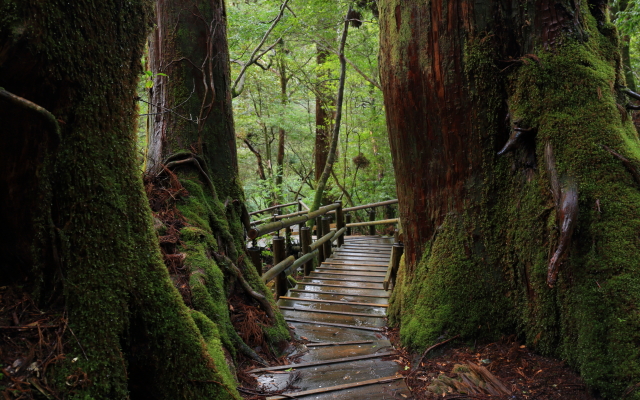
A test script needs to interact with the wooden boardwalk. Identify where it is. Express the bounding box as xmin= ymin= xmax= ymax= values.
xmin=252 ymin=236 xmax=412 ymax=399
